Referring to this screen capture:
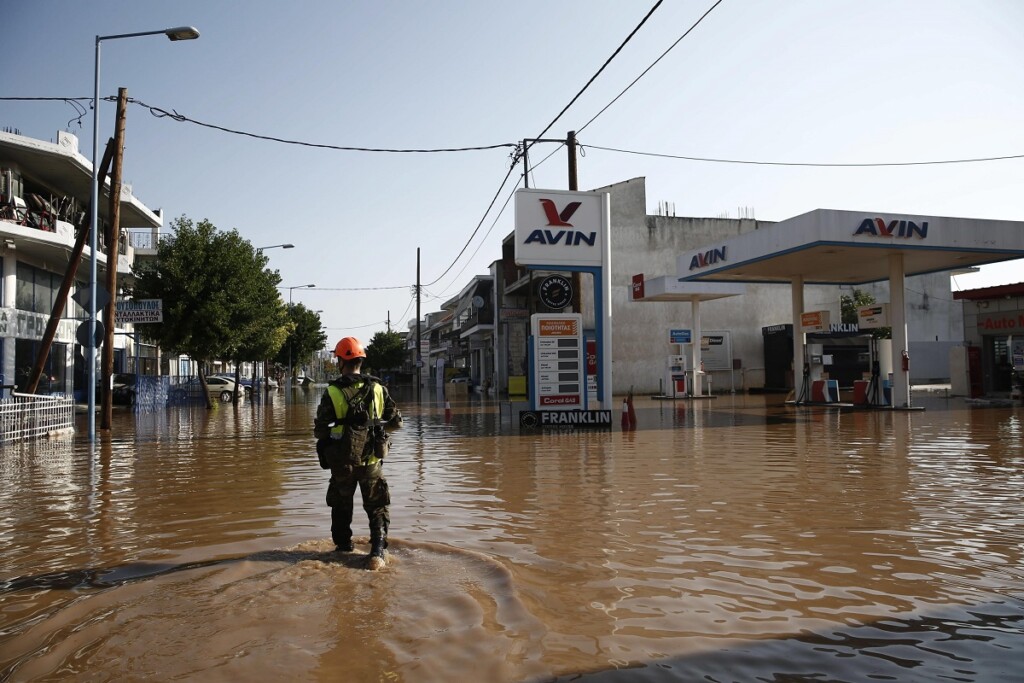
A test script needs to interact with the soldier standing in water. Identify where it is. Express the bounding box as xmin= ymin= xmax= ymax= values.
xmin=314 ymin=337 xmax=402 ymax=569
